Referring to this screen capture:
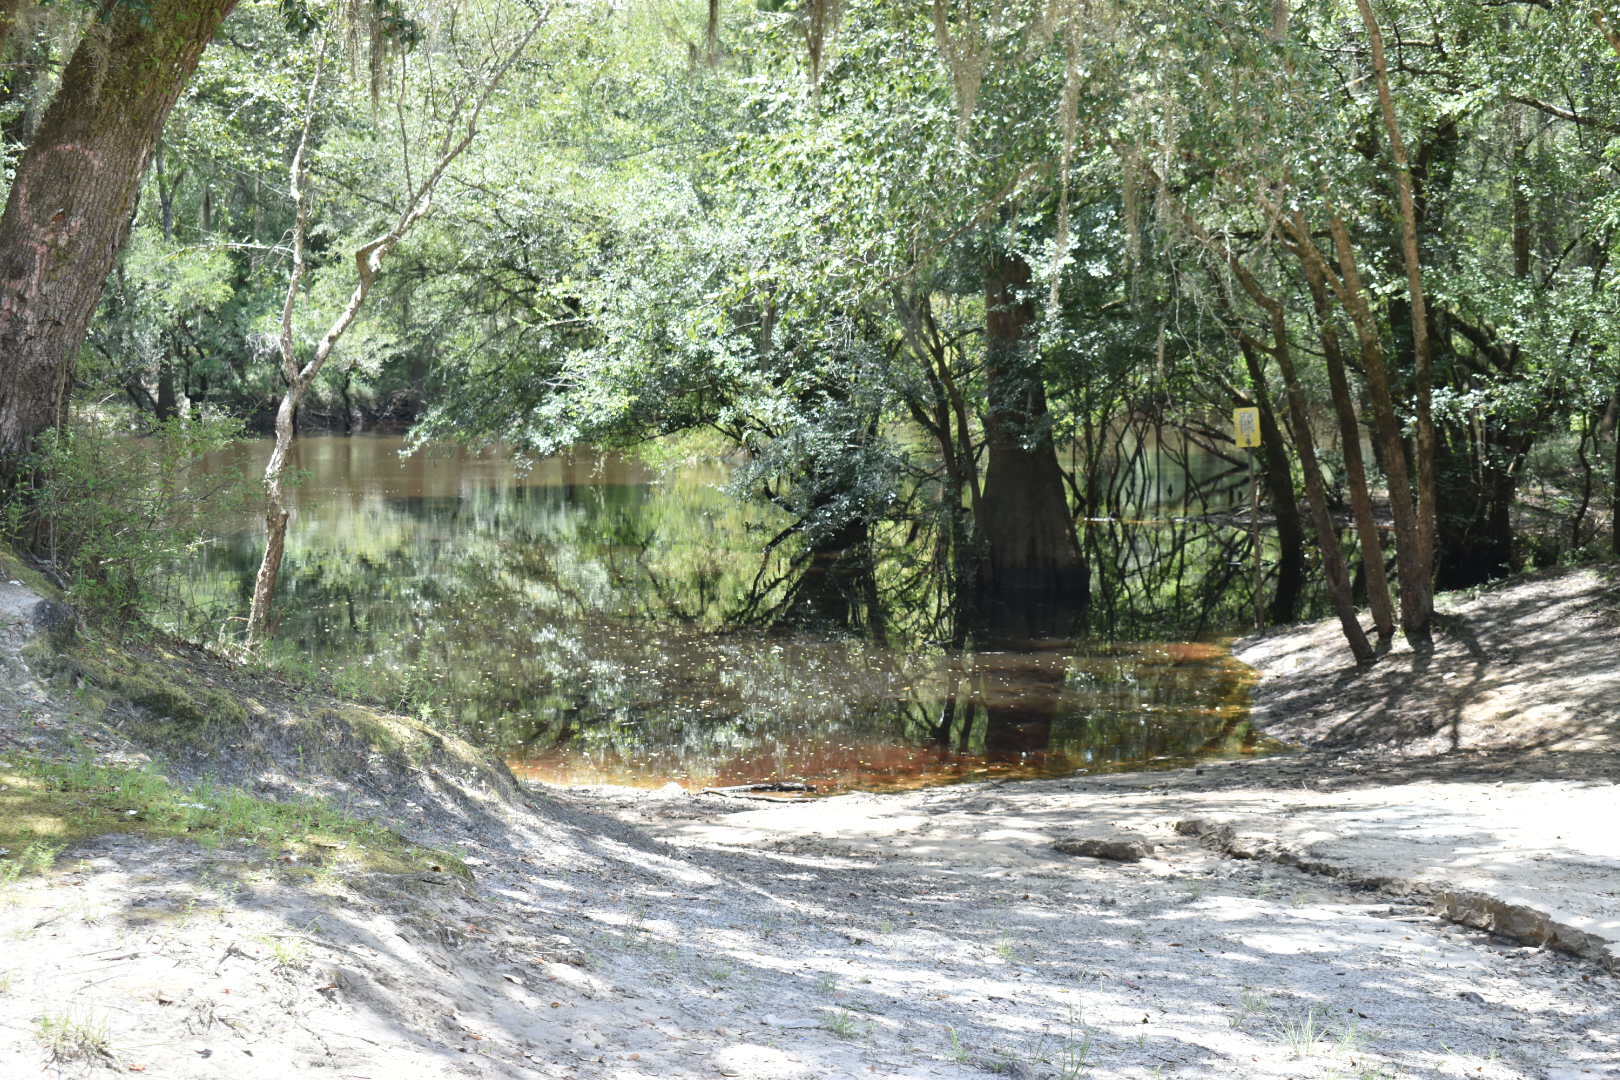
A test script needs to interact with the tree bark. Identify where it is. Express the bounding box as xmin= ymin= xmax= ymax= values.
xmin=1613 ymin=390 xmax=1620 ymax=558
xmin=1316 ymin=213 xmax=1434 ymax=648
xmin=0 ymin=0 xmax=238 ymax=483
xmin=155 ymin=364 xmax=179 ymax=422
xmin=1236 ymin=333 xmax=1305 ymax=625
xmin=1355 ymin=0 xmax=1439 ymax=601
xmin=1290 ymin=224 xmax=1396 ymax=643
xmin=1240 ymin=325 xmax=1373 ymax=664
xmin=976 ymin=248 xmax=1088 ymax=635
xmin=1141 ymin=167 xmax=1371 ymax=660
